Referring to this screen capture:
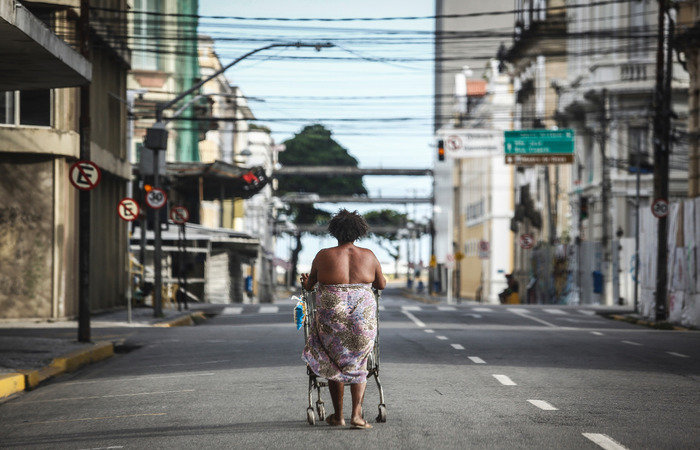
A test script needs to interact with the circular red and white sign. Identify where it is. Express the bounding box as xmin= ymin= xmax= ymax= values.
xmin=170 ymin=205 xmax=190 ymax=224
xmin=69 ymin=160 xmax=102 ymax=191
xmin=445 ymin=135 xmax=462 ymax=152
xmin=117 ymin=198 xmax=140 ymax=222
xmin=651 ymin=198 xmax=669 ymax=218
xmin=478 ymin=240 xmax=490 ymax=252
xmin=145 ymin=187 xmax=167 ymax=209
xmin=519 ymin=234 xmax=534 ymax=249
